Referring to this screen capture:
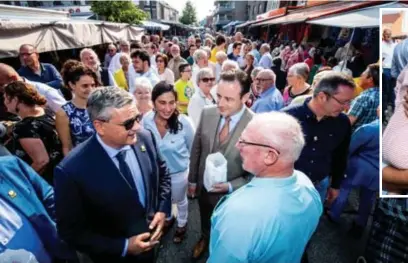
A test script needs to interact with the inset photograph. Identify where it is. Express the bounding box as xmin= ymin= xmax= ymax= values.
xmin=381 ymin=8 xmax=408 ymax=197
